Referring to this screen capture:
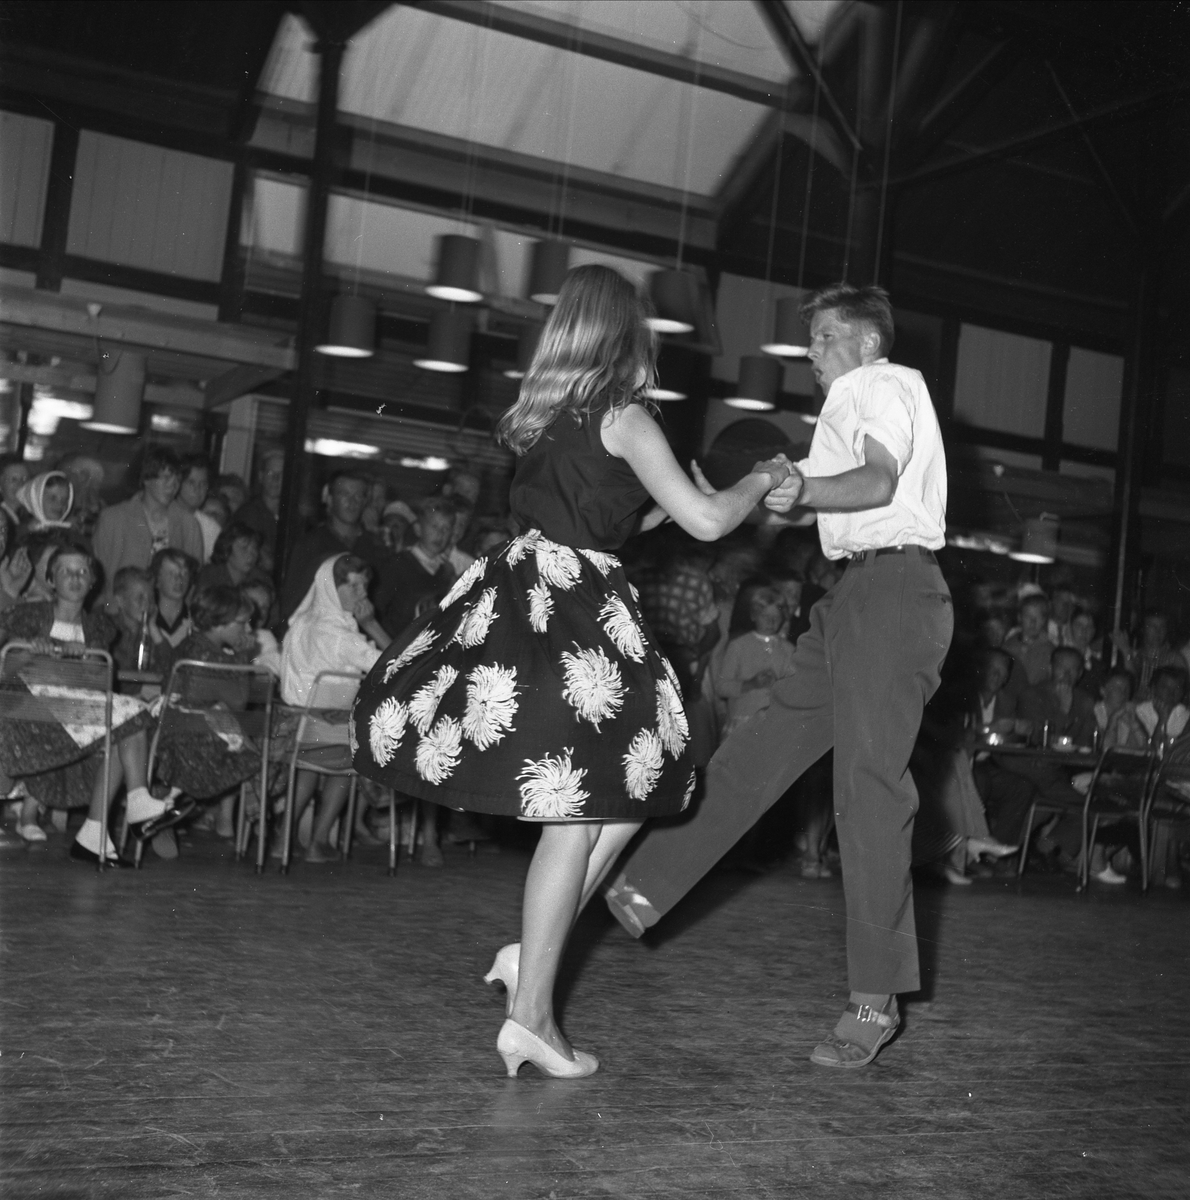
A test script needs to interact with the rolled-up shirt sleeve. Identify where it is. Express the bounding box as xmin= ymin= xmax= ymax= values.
xmin=852 ymin=370 xmax=914 ymax=475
